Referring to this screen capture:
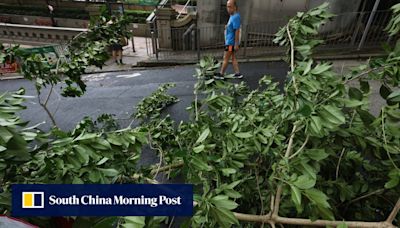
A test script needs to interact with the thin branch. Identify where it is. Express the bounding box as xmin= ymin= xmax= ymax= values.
xmin=288 ymin=135 xmax=310 ymax=160
xmin=274 ymin=125 xmax=298 ymax=217
xmin=44 ymin=84 xmax=54 ymax=106
xmin=255 ymin=168 xmax=265 ymax=228
xmin=286 ymin=25 xmax=298 ymax=95
xmin=386 ymin=198 xmax=400 ymax=224
xmin=148 ymin=134 xmax=165 ymax=179
xmin=194 ymin=92 xmax=199 ymax=121
xmin=150 ymin=161 xmax=184 ymax=175
xmin=345 ymin=189 xmax=385 ymax=207
xmin=272 ymin=185 xmax=282 ymax=217
xmin=284 ymin=125 xmax=298 ymax=158
xmin=36 ymin=87 xmax=57 ymax=127
xmin=344 ymin=66 xmax=385 ymax=84
xmin=336 ymin=148 xmax=346 ymax=180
